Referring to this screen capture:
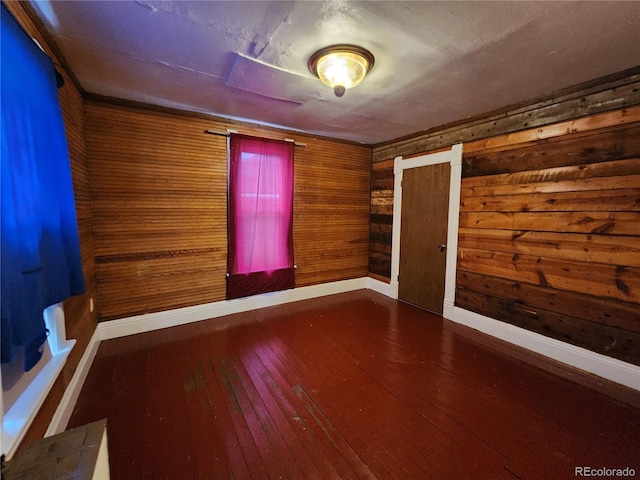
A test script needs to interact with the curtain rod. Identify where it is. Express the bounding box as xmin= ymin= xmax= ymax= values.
xmin=205 ymin=129 xmax=306 ymax=147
